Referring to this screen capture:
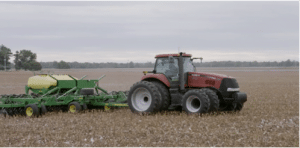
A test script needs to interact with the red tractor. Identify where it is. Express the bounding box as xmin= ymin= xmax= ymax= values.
xmin=128 ymin=52 xmax=247 ymax=114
